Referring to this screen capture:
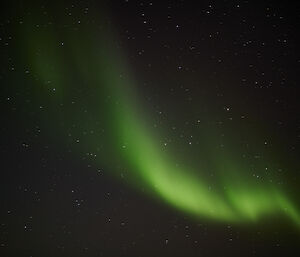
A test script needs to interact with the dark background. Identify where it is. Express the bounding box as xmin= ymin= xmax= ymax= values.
xmin=1 ymin=1 xmax=300 ymax=256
